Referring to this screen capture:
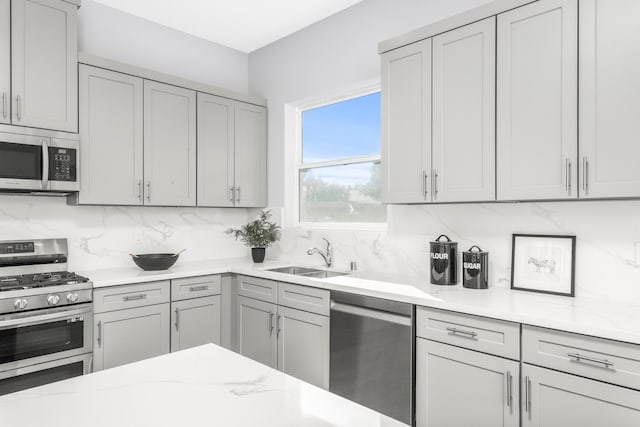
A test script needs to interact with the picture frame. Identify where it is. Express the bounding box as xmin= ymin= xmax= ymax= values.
xmin=511 ymin=234 xmax=576 ymax=297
